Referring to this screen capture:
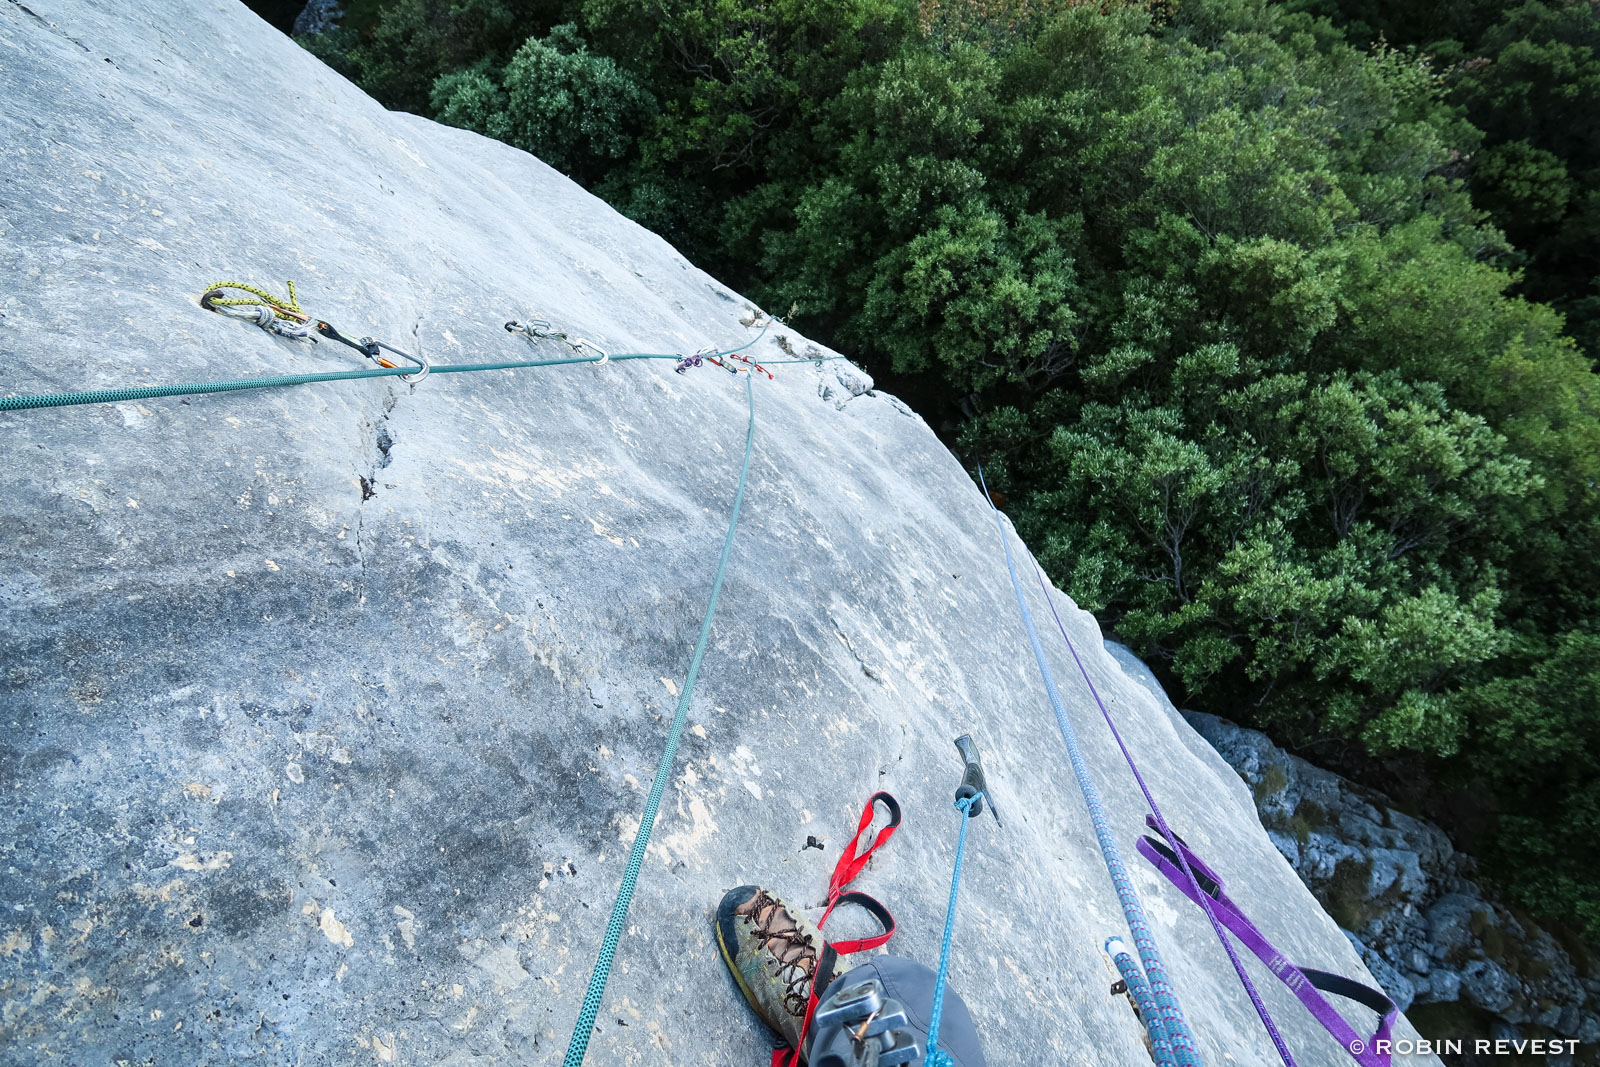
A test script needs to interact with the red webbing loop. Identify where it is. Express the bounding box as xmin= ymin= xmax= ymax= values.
xmin=772 ymin=792 xmax=902 ymax=1067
